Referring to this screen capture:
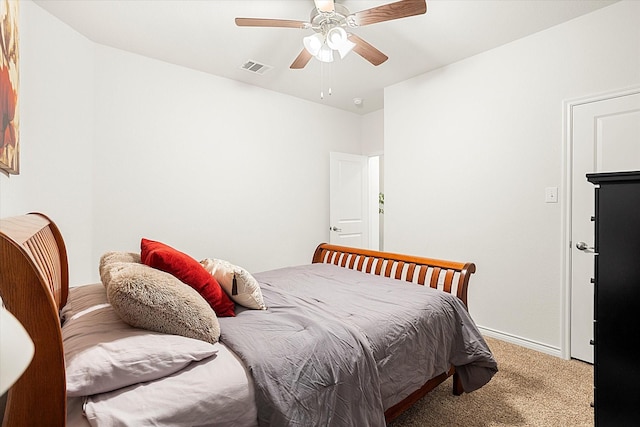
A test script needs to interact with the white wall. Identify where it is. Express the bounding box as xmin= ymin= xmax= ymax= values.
xmin=1 ymin=1 xmax=363 ymax=285
xmin=91 ymin=45 xmax=362 ymax=276
xmin=384 ymin=0 xmax=640 ymax=352
xmin=0 ymin=1 xmax=95 ymax=285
